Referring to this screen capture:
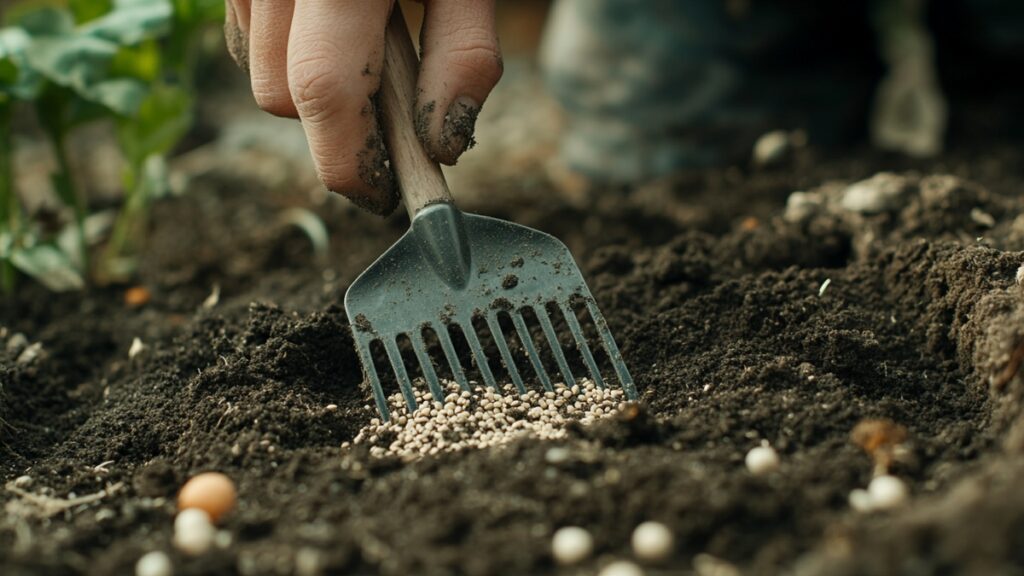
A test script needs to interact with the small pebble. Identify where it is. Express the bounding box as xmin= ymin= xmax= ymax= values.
xmin=599 ymin=560 xmax=645 ymax=576
xmin=173 ymin=509 xmax=214 ymax=555
xmin=752 ymin=130 xmax=790 ymax=167
xmin=178 ymin=472 xmax=236 ymax=522
xmin=1016 ymin=264 xmax=1024 ymax=286
xmin=868 ymin=474 xmax=908 ymax=510
xmin=631 ymin=521 xmax=674 ymax=562
xmin=552 ymin=526 xmax=593 ymax=565
xmin=744 ymin=441 xmax=780 ymax=475
xmin=848 ymin=488 xmax=874 ymax=512
xmin=13 ymin=475 xmax=32 ymax=488
xmin=135 ymin=551 xmax=173 ymax=576
xmin=129 ymin=337 xmax=146 ymax=359
xmin=545 ymin=446 xmax=570 ymax=464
